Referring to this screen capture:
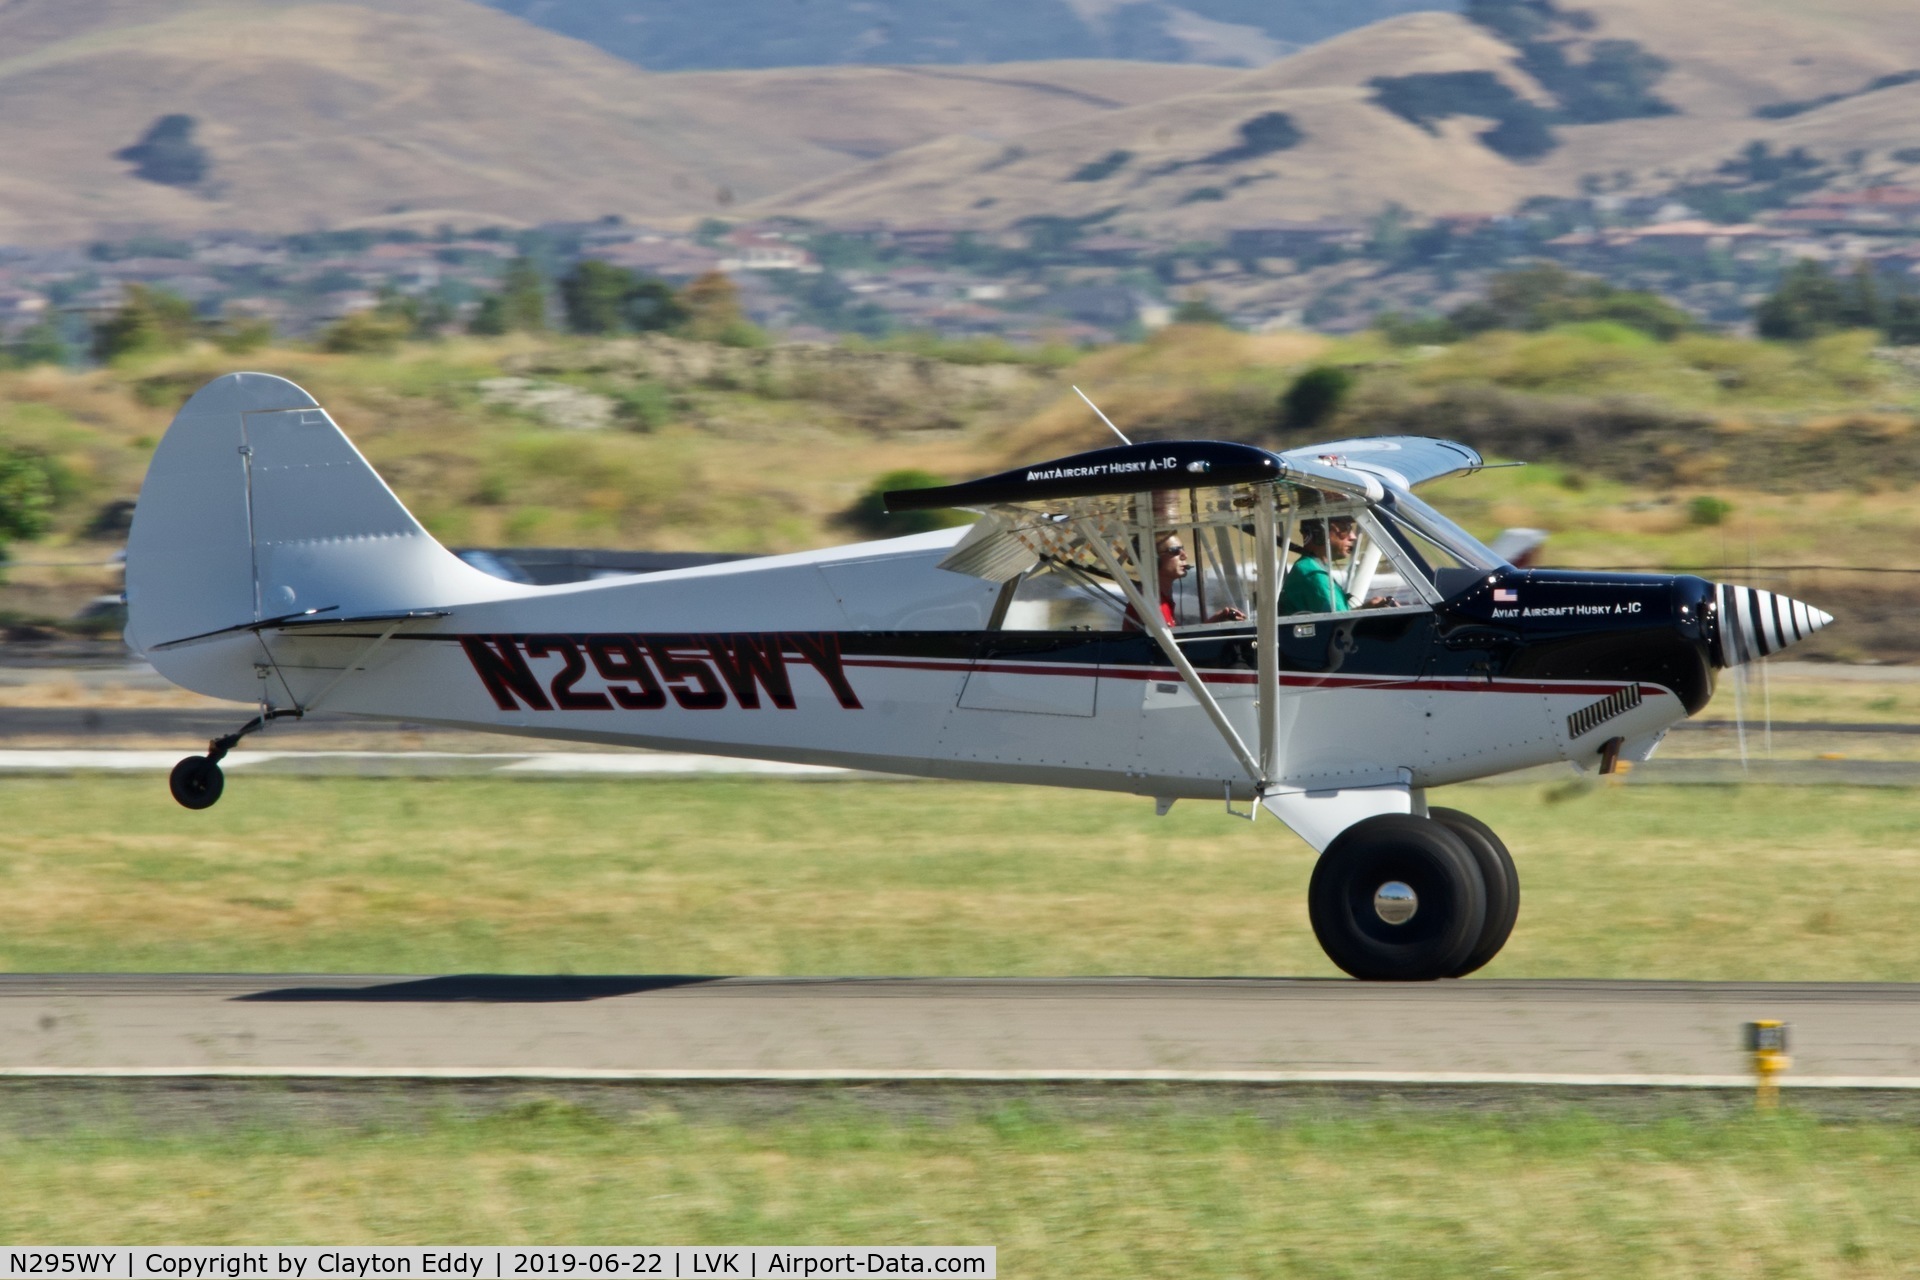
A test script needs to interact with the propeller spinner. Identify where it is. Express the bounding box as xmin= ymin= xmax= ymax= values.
xmin=1711 ymin=583 xmax=1833 ymax=667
